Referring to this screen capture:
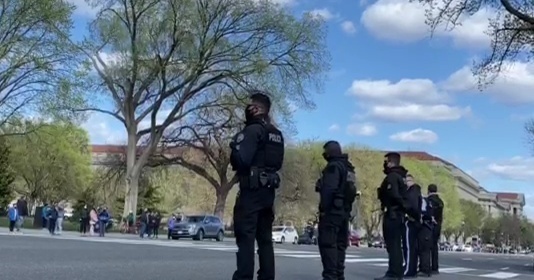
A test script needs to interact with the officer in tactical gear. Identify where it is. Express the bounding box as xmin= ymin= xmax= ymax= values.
xmin=316 ymin=141 xmax=357 ymax=280
xmin=427 ymin=184 xmax=444 ymax=275
xmin=230 ymin=91 xmax=284 ymax=280
xmin=418 ymin=193 xmax=434 ymax=277
xmin=403 ymin=174 xmax=422 ymax=278
xmin=375 ymin=152 xmax=408 ymax=280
